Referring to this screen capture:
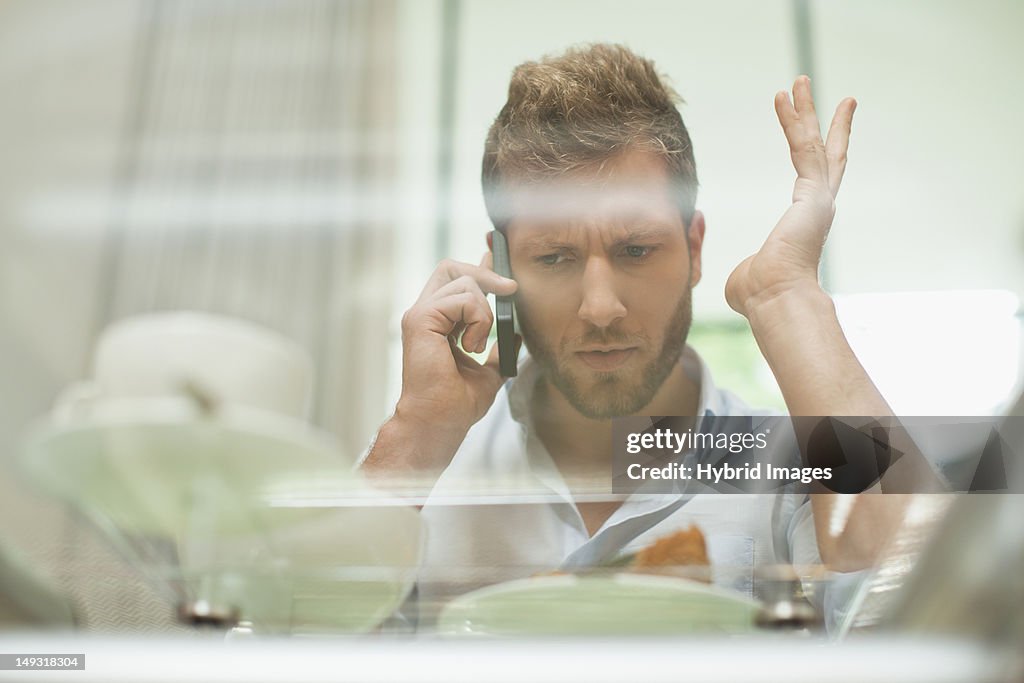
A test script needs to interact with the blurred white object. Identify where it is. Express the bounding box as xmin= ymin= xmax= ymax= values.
xmin=79 ymin=311 xmax=314 ymax=420
xmin=22 ymin=312 xmax=426 ymax=634
xmin=834 ymin=290 xmax=1021 ymax=416
xmin=22 ymin=398 xmax=423 ymax=634
xmin=24 ymin=398 xmax=349 ymax=537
